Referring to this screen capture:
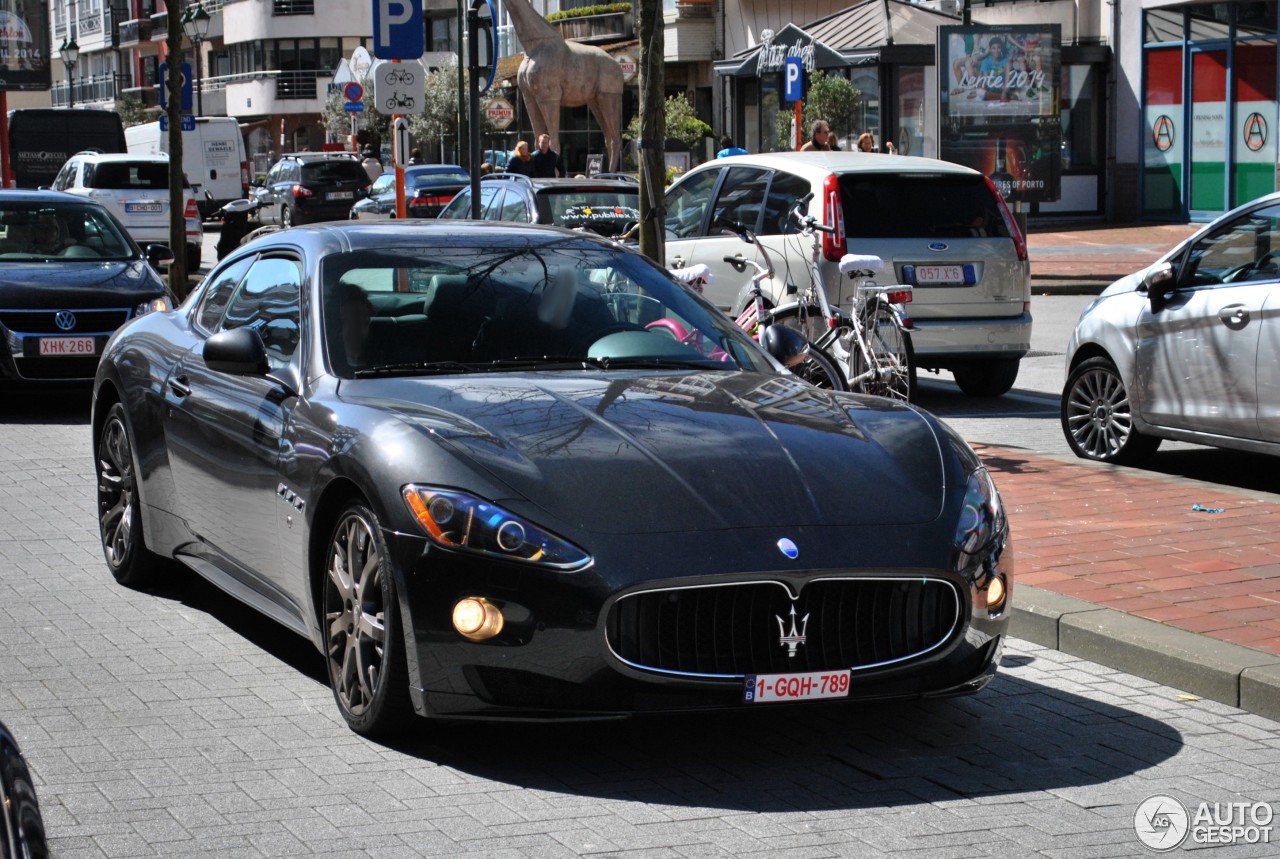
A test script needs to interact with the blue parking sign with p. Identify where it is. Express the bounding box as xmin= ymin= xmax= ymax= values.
xmin=784 ymin=57 xmax=803 ymax=103
xmin=373 ymin=0 xmax=424 ymax=60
